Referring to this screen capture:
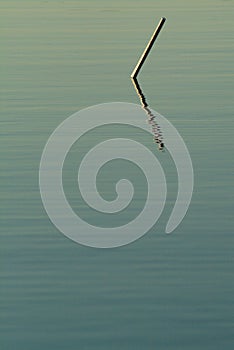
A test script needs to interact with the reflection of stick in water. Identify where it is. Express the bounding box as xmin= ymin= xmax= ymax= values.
xmin=131 ymin=77 xmax=164 ymax=151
